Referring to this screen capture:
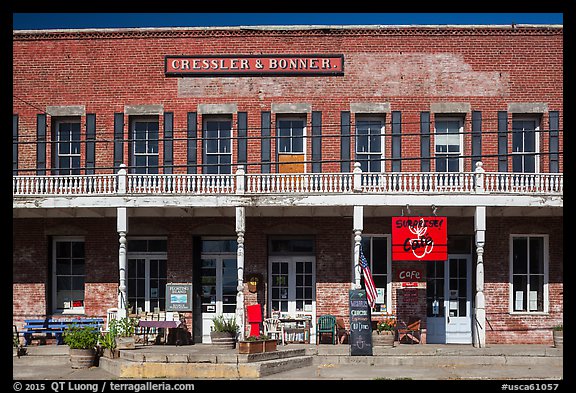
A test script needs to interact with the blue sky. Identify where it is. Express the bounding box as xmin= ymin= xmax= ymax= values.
xmin=12 ymin=13 xmax=563 ymax=30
